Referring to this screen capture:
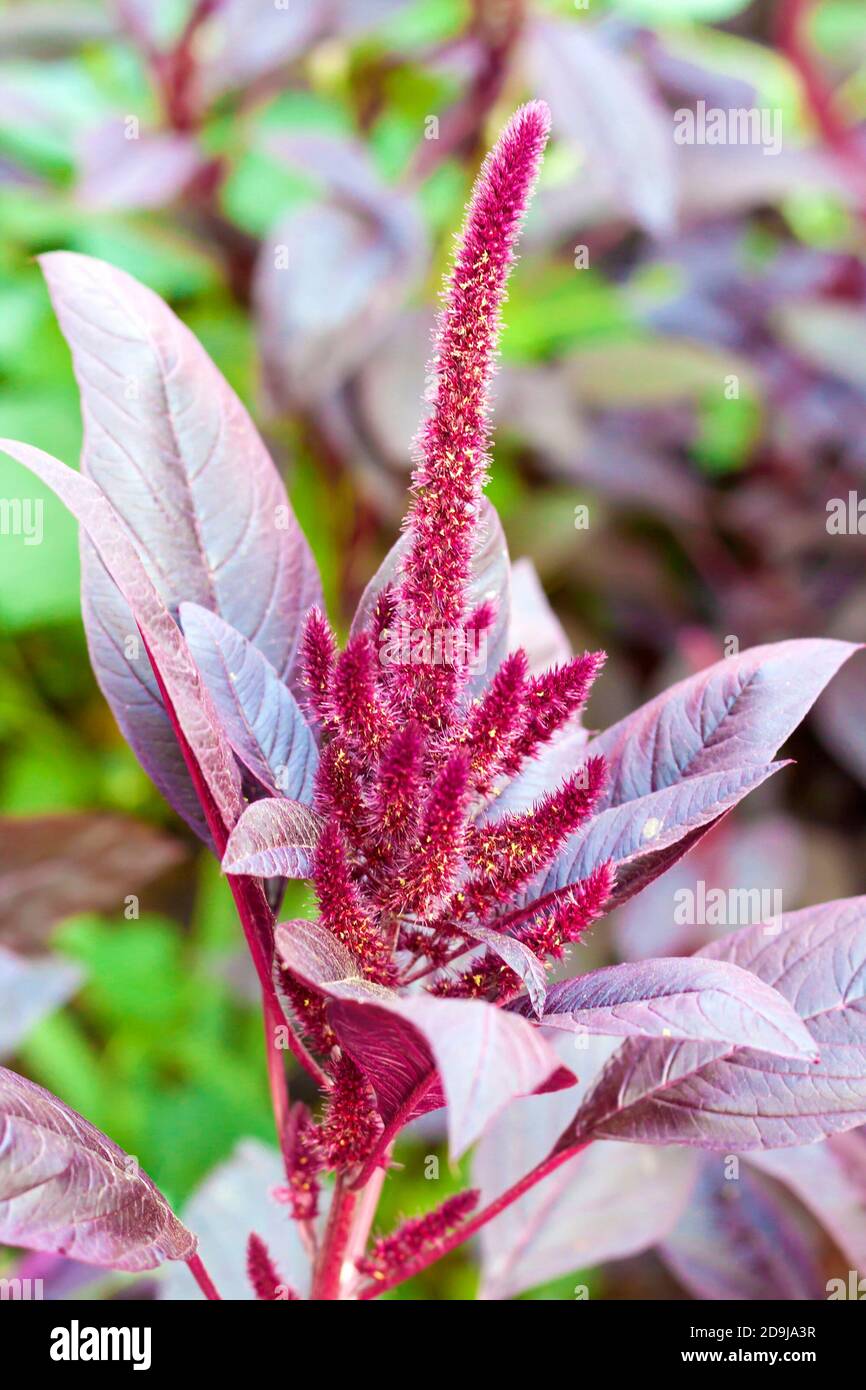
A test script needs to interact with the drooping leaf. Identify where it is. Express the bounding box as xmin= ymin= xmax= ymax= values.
xmin=517 ymin=762 xmax=785 ymax=910
xmin=564 ymin=897 xmax=866 ymax=1151
xmin=255 ymin=136 xmax=425 ymax=407
xmin=0 ymin=1067 xmax=195 ymax=1271
xmin=747 ymin=1133 xmax=866 ymax=1276
xmin=0 ymin=949 xmax=82 ymax=1058
xmin=0 ymin=440 xmax=244 ymax=844
xmin=38 ymin=252 xmax=321 ymax=834
xmin=274 ymin=921 xmax=574 ymax=1158
xmin=526 ymin=639 xmax=857 ymax=907
xmin=160 ymin=1140 xmax=311 ymax=1300
xmin=0 ymin=813 xmax=184 ymax=953
xmin=529 ymin=18 xmax=676 ymax=237
xmin=659 ymin=1155 xmax=825 ymax=1301
xmin=525 ymin=957 xmax=816 ymax=1058
xmin=222 ymin=800 xmax=323 ymax=879
xmin=473 ymin=1036 xmax=697 ymax=1299
xmin=180 ymin=603 xmax=318 ymax=802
